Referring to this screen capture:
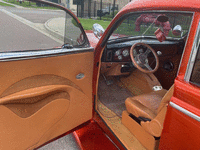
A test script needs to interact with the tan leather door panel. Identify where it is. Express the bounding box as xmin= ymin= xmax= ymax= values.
xmin=0 ymin=51 xmax=94 ymax=150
